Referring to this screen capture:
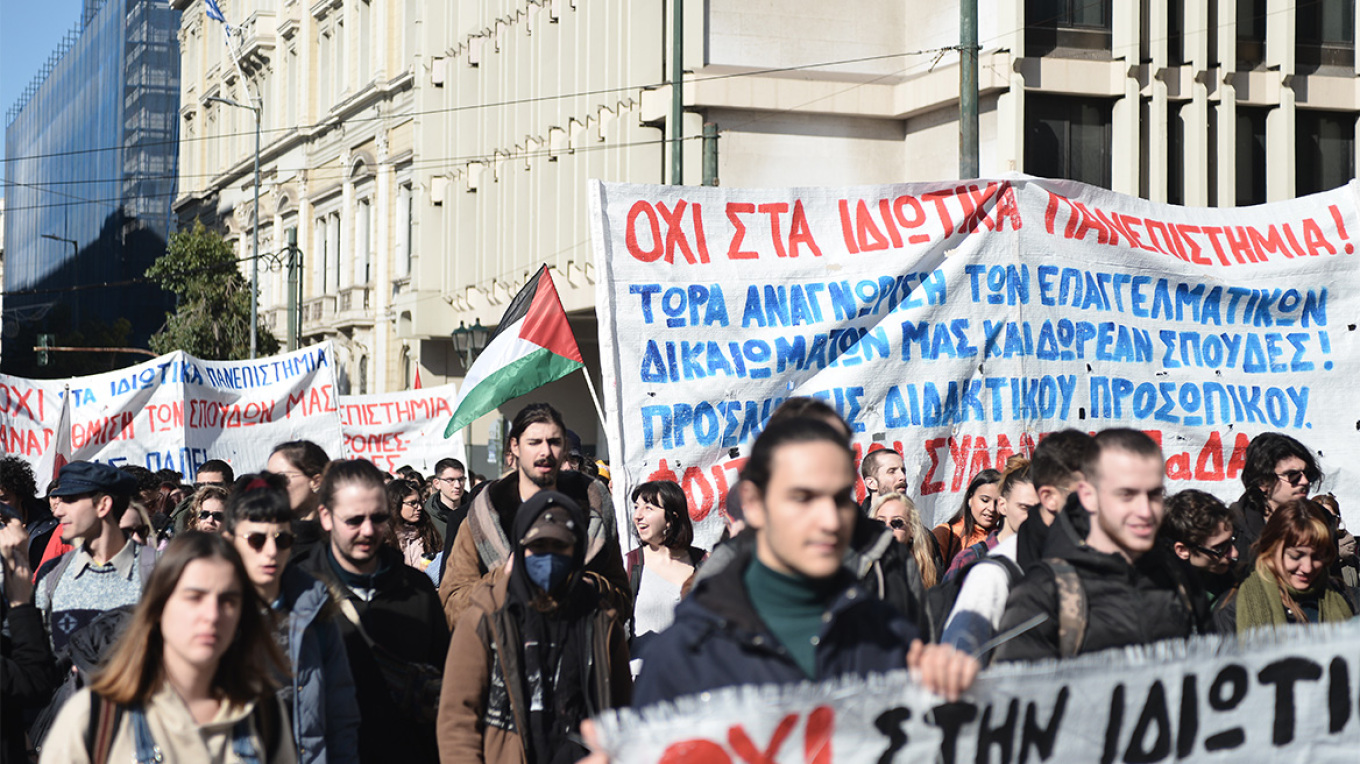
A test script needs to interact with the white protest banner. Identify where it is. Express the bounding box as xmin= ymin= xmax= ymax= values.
xmin=589 ymin=176 xmax=1360 ymax=545
xmin=4 ymin=343 xmax=342 ymax=479
xmin=595 ymin=622 xmax=1360 ymax=763
xmin=0 ymin=371 xmax=64 ymax=462
xmin=181 ymin=343 xmax=344 ymax=472
xmin=338 ymin=383 xmax=466 ymax=473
